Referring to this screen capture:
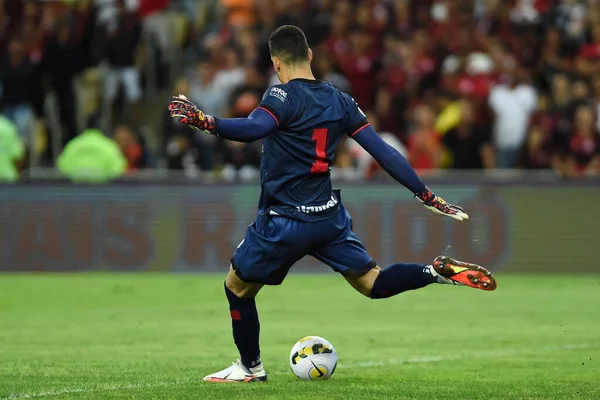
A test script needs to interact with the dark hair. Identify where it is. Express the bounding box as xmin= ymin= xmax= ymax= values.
xmin=268 ymin=25 xmax=309 ymax=64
